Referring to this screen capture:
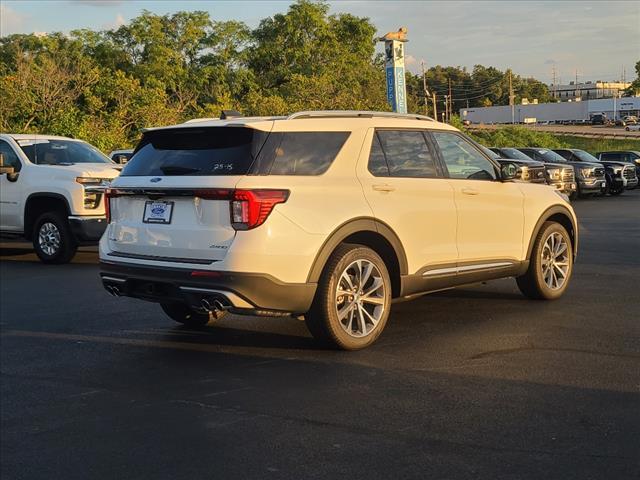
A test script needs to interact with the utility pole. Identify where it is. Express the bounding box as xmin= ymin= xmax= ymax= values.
xmin=574 ymin=69 xmax=579 ymax=100
xmin=432 ymin=92 xmax=438 ymax=121
xmin=421 ymin=60 xmax=430 ymax=116
xmin=509 ymin=70 xmax=515 ymax=124
xmin=448 ymin=78 xmax=452 ymax=122
xmin=551 ymin=65 xmax=557 ymax=100
xmin=444 ymin=95 xmax=449 ymax=123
